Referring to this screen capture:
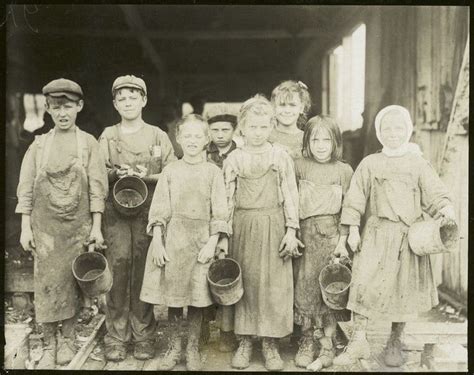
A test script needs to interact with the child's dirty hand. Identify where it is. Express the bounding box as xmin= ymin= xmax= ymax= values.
xmin=279 ymin=229 xmax=301 ymax=259
xmin=152 ymin=237 xmax=170 ymax=267
xmin=437 ymin=205 xmax=456 ymax=224
xmin=333 ymin=243 xmax=349 ymax=258
xmin=198 ymin=242 xmax=216 ymax=264
xmin=88 ymin=227 xmax=106 ymax=250
xmin=136 ymin=164 xmax=148 ymax=179
xmin=216 ymin=237 xmax=228 ymax=256
xmin=20 ymin=227 xmax=36 ymax=255
xmin=348 ymin=227 xmax=361 ymax=252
